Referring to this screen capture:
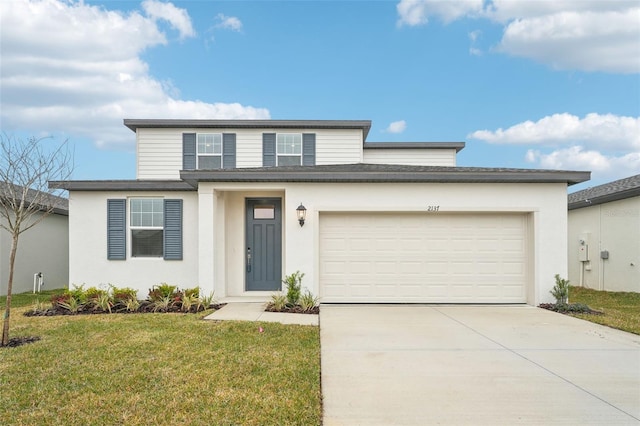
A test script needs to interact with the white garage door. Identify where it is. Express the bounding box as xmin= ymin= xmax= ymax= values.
xmin=319 ymin=212 xmax=528 ymax=303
